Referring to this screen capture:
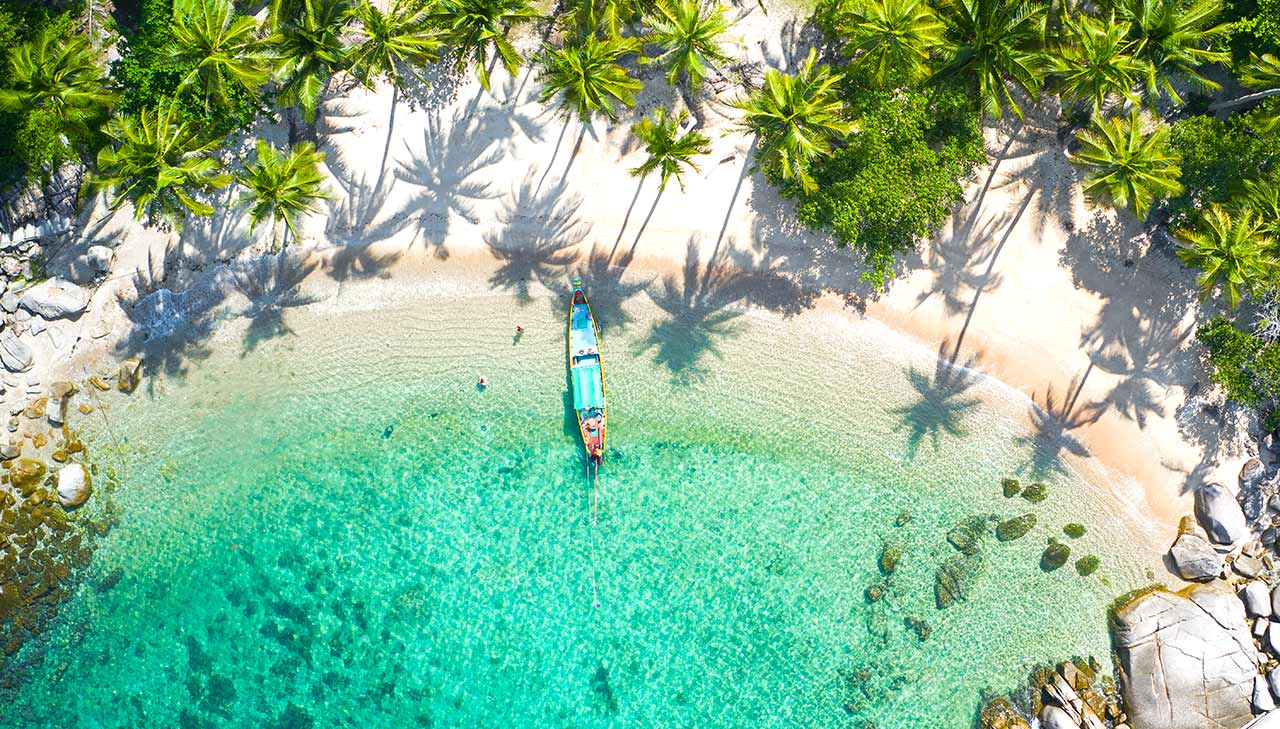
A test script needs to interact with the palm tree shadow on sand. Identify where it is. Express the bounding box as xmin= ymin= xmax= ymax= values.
xmin=1017 ymin=367 xmax=1106 ymax=478
xmin=891 ymin=340 xmax=983 ymax=458
xmin=638 ymin=238 xmax=745 ymax=384
xmin=484 ymin=173 xmax=586 ymax=304
xmin=231 ymin=251 xmax=322 ymax=354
